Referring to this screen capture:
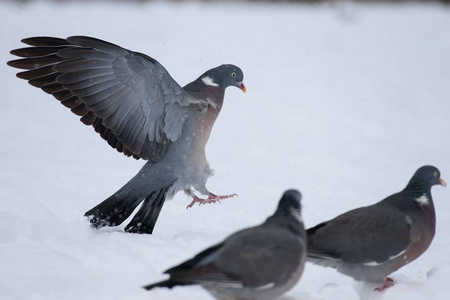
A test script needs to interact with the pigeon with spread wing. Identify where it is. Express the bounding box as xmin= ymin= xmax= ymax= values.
xmin=8 ymin=36 xmax=246 ymax=234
